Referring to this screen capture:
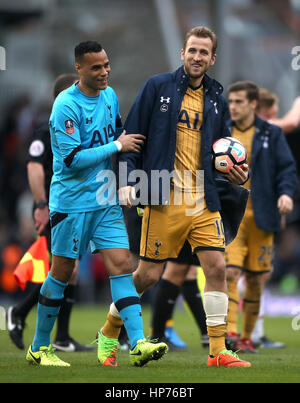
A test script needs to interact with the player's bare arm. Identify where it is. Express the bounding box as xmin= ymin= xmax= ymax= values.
xmin=27 ymin=161 xmax=49 ymax=235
